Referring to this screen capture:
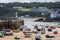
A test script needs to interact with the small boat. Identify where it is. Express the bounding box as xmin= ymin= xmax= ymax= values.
xmin=14 ymin=36 xmax=20 ymax=40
